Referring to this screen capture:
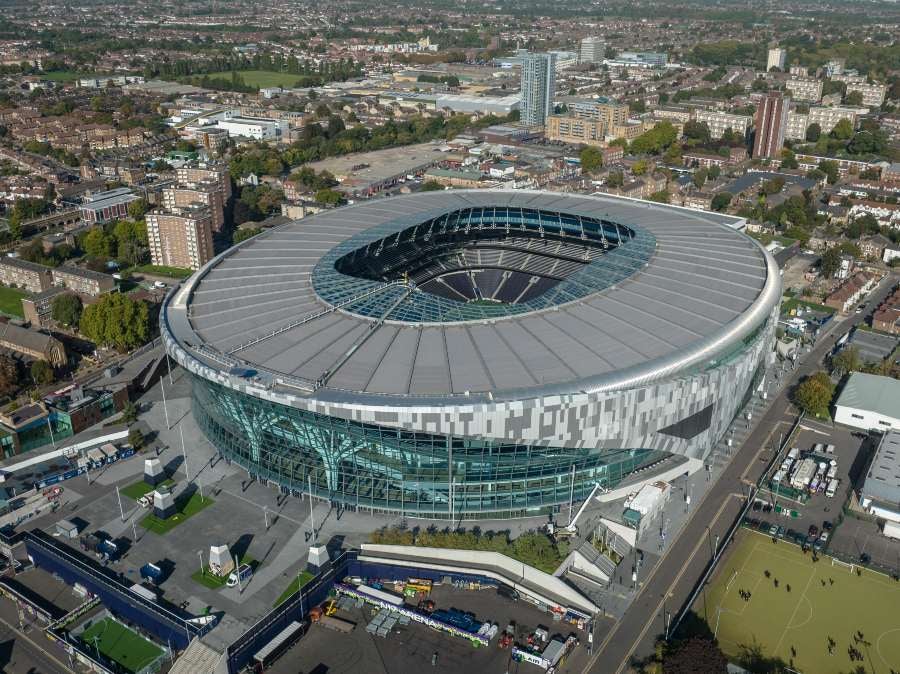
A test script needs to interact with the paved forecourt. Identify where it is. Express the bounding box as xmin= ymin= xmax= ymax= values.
xmin=697 ymin=528 xmax=900 ymax=674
